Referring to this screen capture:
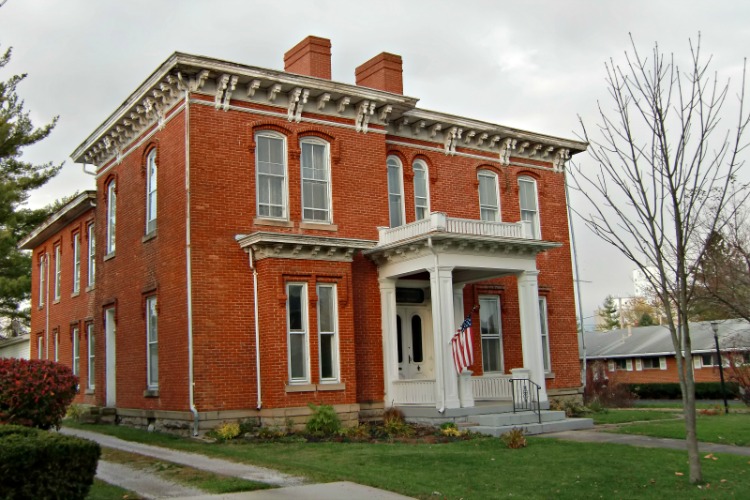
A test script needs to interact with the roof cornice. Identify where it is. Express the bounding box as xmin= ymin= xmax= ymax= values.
xmin=19 ymin=191 xmax=97 ymax=250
